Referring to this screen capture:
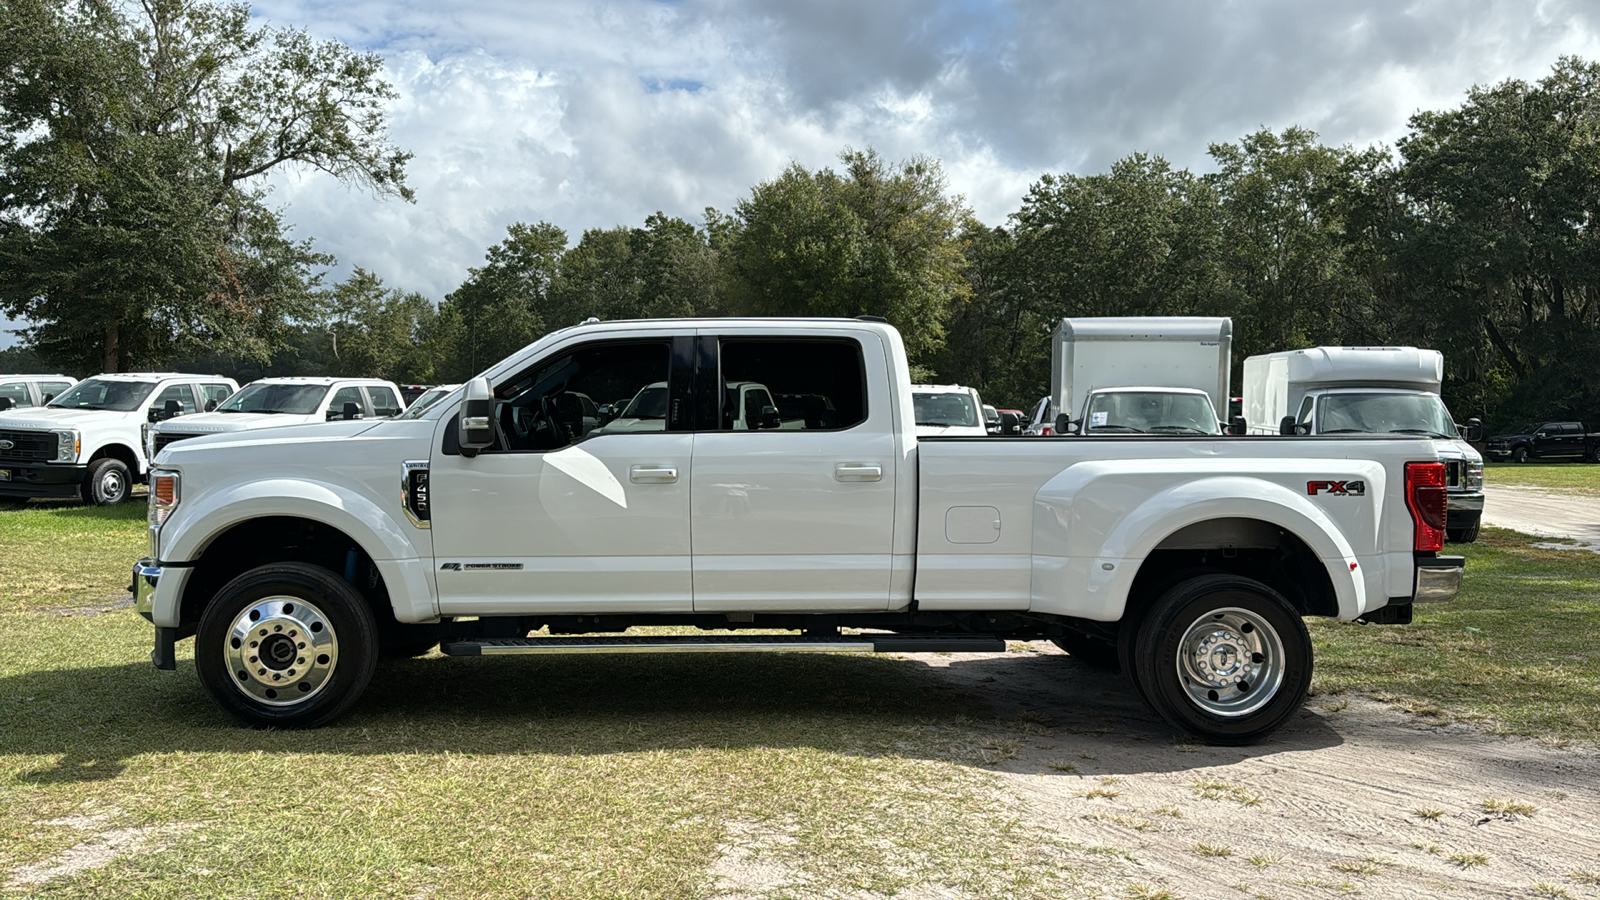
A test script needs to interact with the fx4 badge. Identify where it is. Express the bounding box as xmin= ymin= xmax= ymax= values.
xmin=1307 ymin=480 xmax=1365 ymax=497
